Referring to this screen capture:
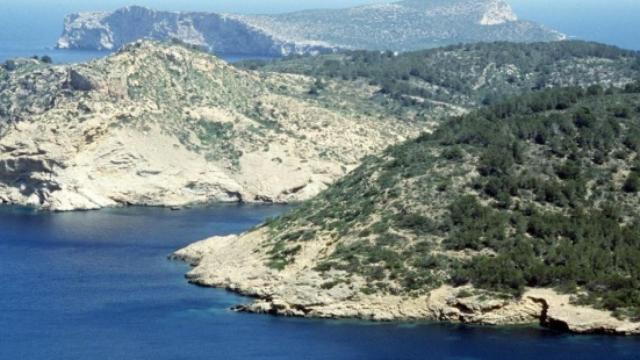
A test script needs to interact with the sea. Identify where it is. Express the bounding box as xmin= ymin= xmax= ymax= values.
xmin=1 ymin=205 xmax=640 ymax=360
